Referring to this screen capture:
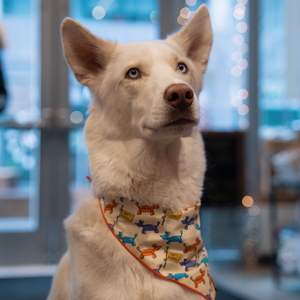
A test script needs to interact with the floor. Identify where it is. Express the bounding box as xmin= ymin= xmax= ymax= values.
xmin=0 ymin=265 xmax=300 ymax=300
xmin=212 ymin=267 xmax=300 ymax=300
